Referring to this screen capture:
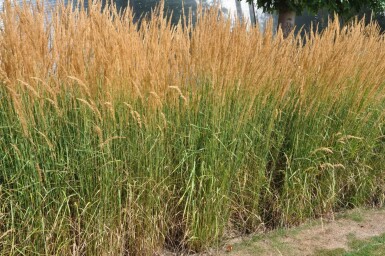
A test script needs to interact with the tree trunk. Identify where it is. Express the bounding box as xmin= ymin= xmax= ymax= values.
xmin=278 ymin=9 xmax=296 ymax=38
